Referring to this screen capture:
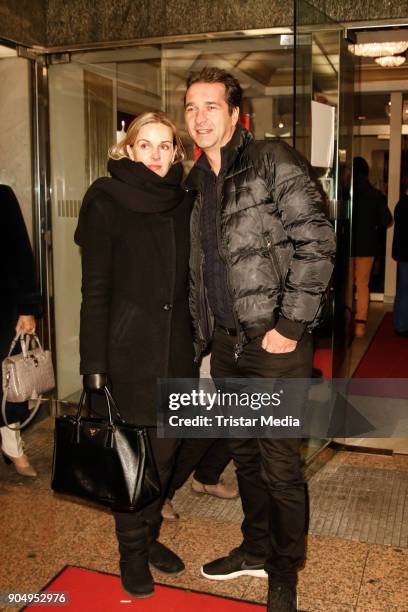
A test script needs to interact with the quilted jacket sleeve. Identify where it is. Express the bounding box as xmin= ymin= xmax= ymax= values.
xmin=266 ymin=141 xmax=336 ymax=340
